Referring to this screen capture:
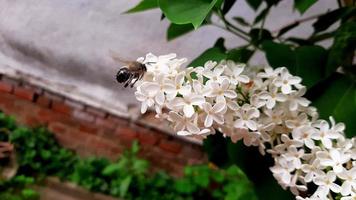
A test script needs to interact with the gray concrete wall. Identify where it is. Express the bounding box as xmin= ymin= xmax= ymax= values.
xmin=0 ymin=0 xmax=336 ymax=116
